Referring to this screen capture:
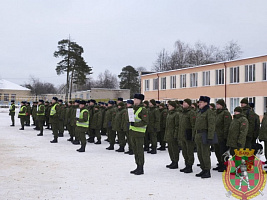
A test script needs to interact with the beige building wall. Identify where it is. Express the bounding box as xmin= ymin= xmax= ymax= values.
xmin=0 ymin=89 xmax=31 ymax=105
xmin=141 ymin=55 xmax=267 ymax=118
